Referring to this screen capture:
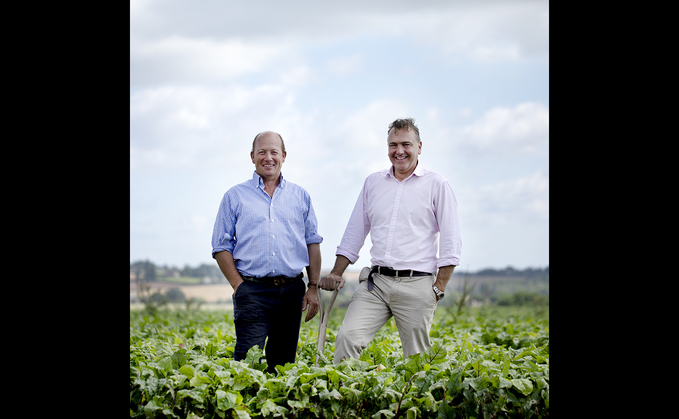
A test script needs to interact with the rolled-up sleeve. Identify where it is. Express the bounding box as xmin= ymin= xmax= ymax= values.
xmin=303 ymin=193 xmax=323 ymax=245
xmin=435 ymin=181 xmax=462 ymax=268
xmin=336 ymin=181 xmax=371 ymax=264
xmin=211 ymin=192 xmax=238 ymax=258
